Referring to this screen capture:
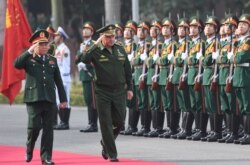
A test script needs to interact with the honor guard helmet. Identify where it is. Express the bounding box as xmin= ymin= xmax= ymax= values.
xmin=239 ymin=14 xmax=250 ymax=25
xmin=83 ymin=22 xmax=95 ymax=32
xmin=205 ymin=16 xmax=220 ymax=33
xmin=162 ymin=18 xmax=177 ymax=35
xmin=225 ymin=15 xmax=239 ymax=27
xmin=189 ymin=16 xmax=204 ymax=32
xmin=46 ymin=26 xmax=57 ymax=36
xmin=125 ymin=20 xmax=138 ymax=33
xmin=151 ymin=20 xmax=162 ymax=30
xmin=138 ymin=21 xmax=151 ymax=32
xmin=115 ymin=23 xmax=124 ymax=32
xmin=178 ymin=18 xmax=189 ymax=28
